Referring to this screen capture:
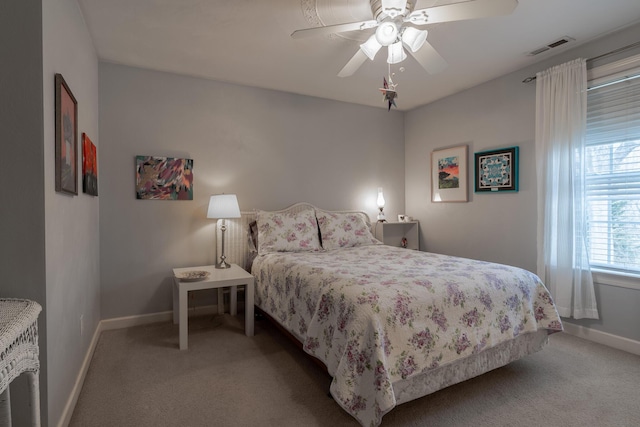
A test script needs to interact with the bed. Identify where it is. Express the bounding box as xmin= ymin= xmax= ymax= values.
xmin=218 ymin=203 xmax=563 ymax=427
